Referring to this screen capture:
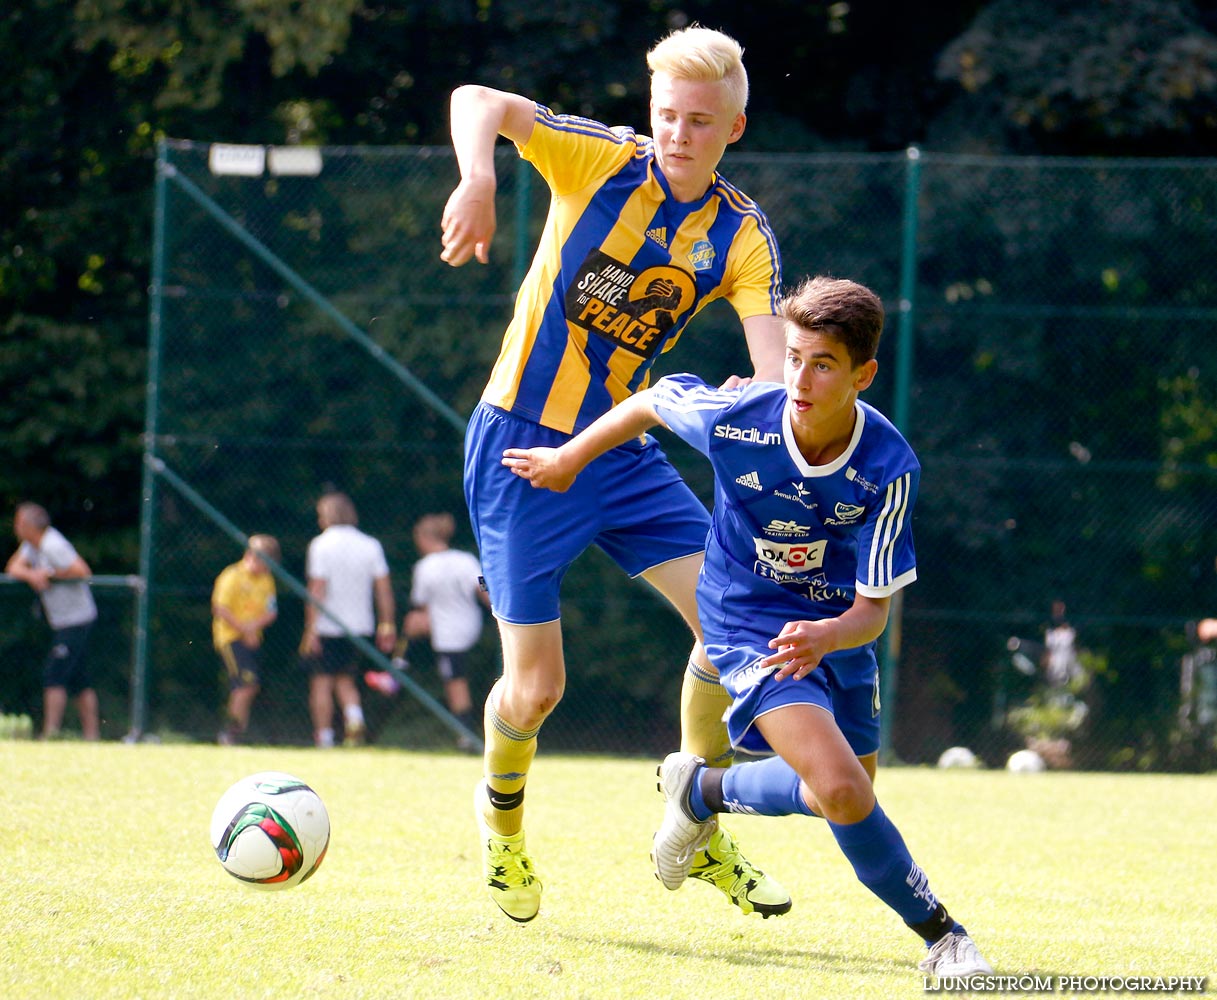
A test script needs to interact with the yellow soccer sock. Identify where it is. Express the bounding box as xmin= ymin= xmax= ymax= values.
xmin=680 ymin=659 xmax=735 ymax=768
xmin=480 ymin=686 xmax=539 ymax=837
